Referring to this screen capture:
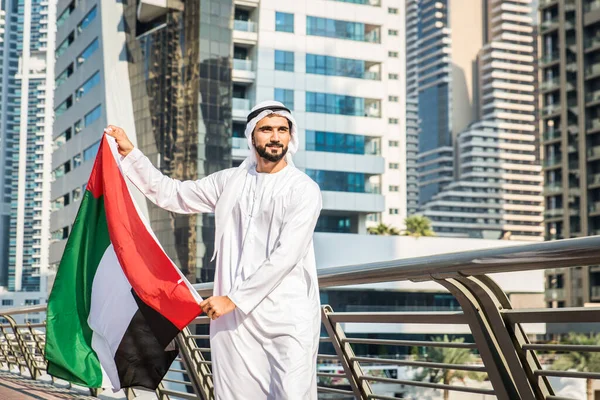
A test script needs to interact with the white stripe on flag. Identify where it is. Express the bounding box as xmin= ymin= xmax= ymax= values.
xmin=88 ymin=244 xmax=138 ymax=390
